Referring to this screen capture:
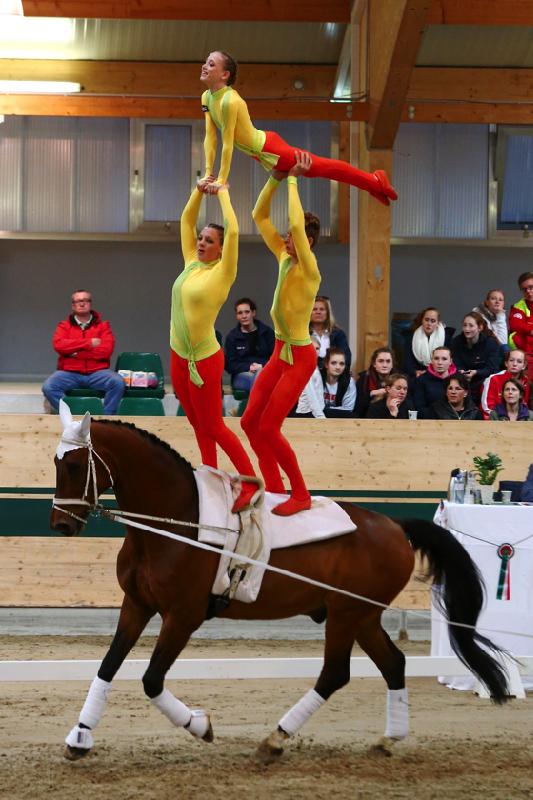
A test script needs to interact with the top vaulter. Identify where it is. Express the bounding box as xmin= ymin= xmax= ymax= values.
xmin=199 ymin=50 xmax=397 ymax=206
